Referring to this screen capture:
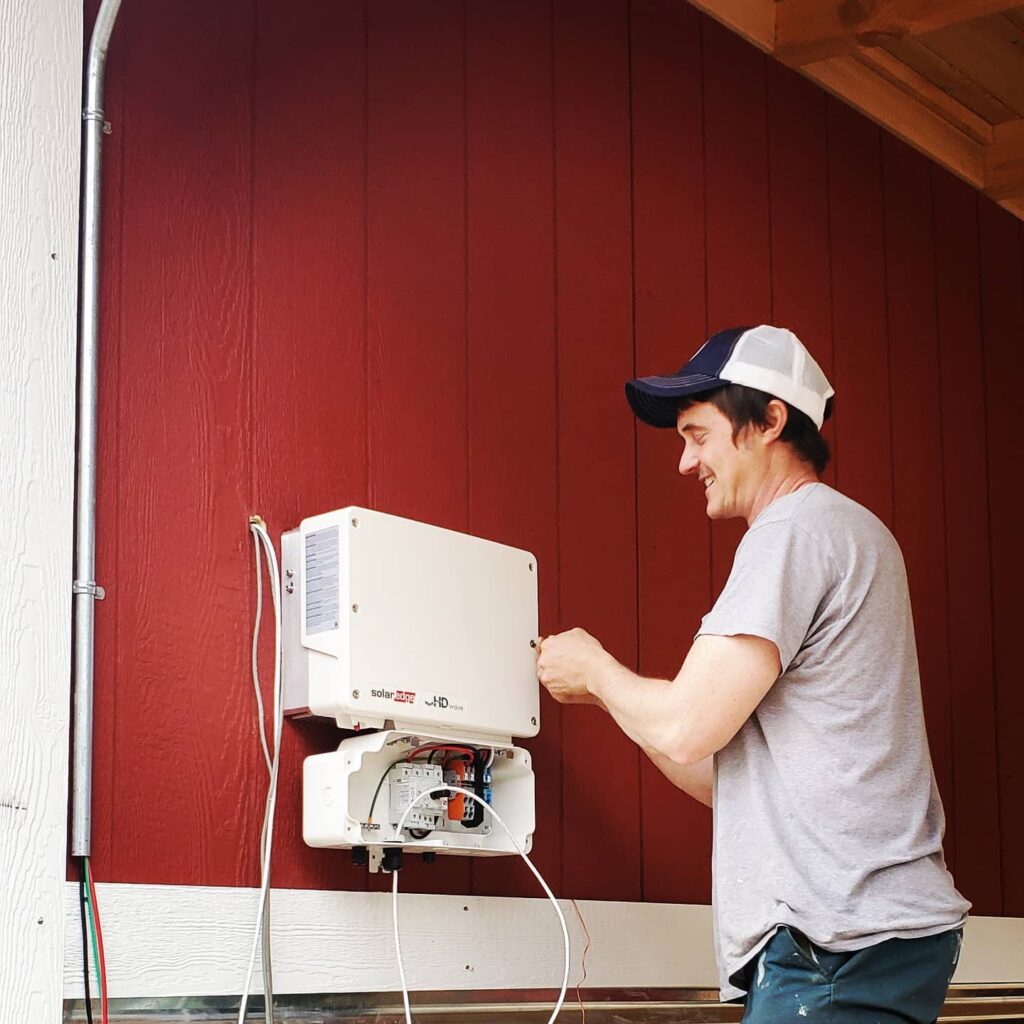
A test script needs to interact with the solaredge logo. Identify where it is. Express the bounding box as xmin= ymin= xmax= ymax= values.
xmin=371 ymin=688 xmax=416 ymax=704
